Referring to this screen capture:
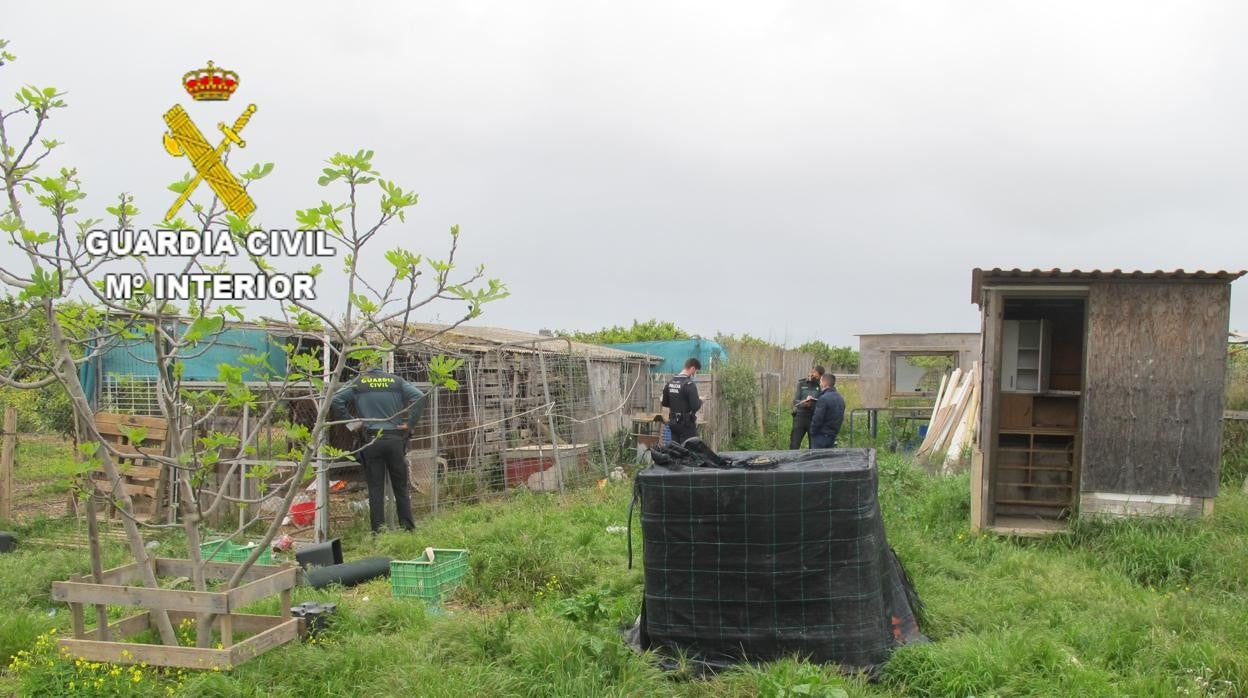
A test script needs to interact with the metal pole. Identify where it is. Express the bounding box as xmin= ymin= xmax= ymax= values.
xmin=316 ymin=336 xmax=331 ymax=542
xmin=586 ymin=356 xmax=610 ymax=476
xmin=536 ymin=350 xmax=563 ymax=492
xmin=463 ymin=356 xmax=483 ymax=487
xmin=239 ymin=403 xmax=249 ymax=531
xmin=431 ymin=387 xmax=440 ymax=513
